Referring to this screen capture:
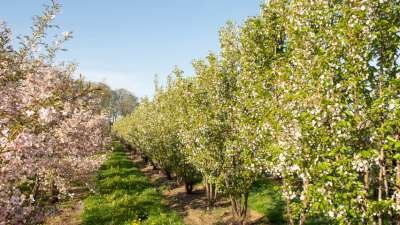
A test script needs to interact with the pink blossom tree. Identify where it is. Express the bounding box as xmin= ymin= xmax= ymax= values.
xmin=0 ymin=2 xmax=109 ymax=224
